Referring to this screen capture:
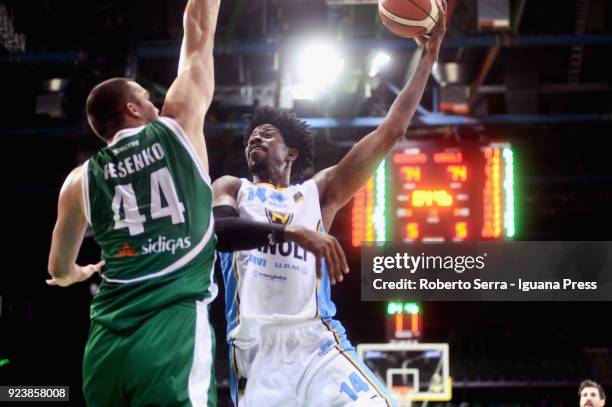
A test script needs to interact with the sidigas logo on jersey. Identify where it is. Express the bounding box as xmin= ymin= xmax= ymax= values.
xmin=265 ymin=209 xmax=293 ymax=225
xmin=141 ymin=235 xmax=192 ymax=255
